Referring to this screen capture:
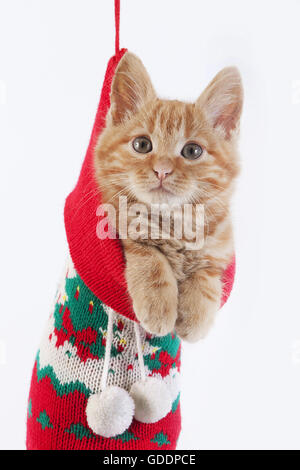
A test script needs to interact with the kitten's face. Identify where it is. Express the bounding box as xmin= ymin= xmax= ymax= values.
xmin=95 ymin=53 xmax=243 ymax=209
